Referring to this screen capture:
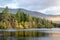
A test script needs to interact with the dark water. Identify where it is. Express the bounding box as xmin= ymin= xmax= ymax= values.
xmin=0 ymin=28 xmax=60 ymax=40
